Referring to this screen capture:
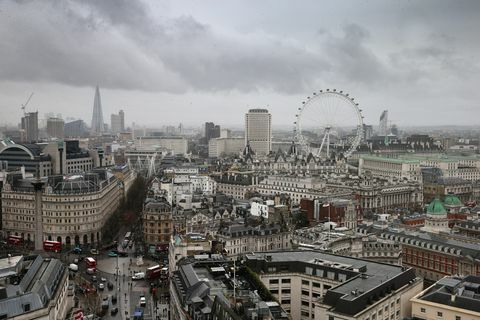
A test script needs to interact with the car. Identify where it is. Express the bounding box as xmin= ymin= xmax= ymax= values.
xmin=98 ymin=283 xmax=105 ymax=290
xmin=110 ymin=307 xmax=118 ymax=315
xmin=73 ymin=247 xmax=82 ymax=254
xmin=140 ymin=296 xmax=146 ymax=307
xmin=132 ymin=272 xmax=145 ymax=280
xmin=68 ymin=263 xmax=79 ymax=272
xmin=101 ymin=277 xmax=107 ymax=282
xmin=90 ymin=248 xmax=99 ymax=255
xmin=108 ymin=251 xmax=118 ymax=257
xmin=91 ymin=275 xmax=97 ymax=282
xmin=86 ymin=268 xmax=95 ymax=275
xmin=107 ymin=282 xmax=114 ymax=290
xmin=101 ymin=299 xmax=109 ymax=310
xmin=112 ymin=294 xmax=117 ymax=304
xmin=103 ymin=296 xmax=109 ymax=302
